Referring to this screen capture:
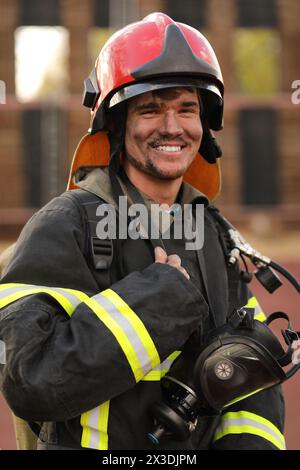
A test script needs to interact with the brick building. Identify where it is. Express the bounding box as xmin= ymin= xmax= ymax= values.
xmin=0 ymin=0 xmax=299 ymax=236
